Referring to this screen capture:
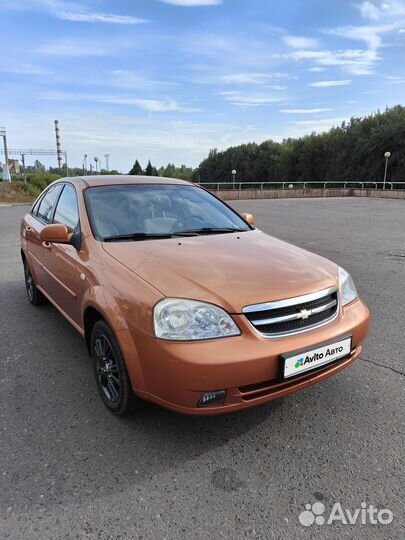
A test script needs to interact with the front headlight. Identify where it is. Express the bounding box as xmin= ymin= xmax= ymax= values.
xmin=338 ymin=267 xmax=358 ymax=306
xmin=153 ymin=298 xmax=241 ymax=341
